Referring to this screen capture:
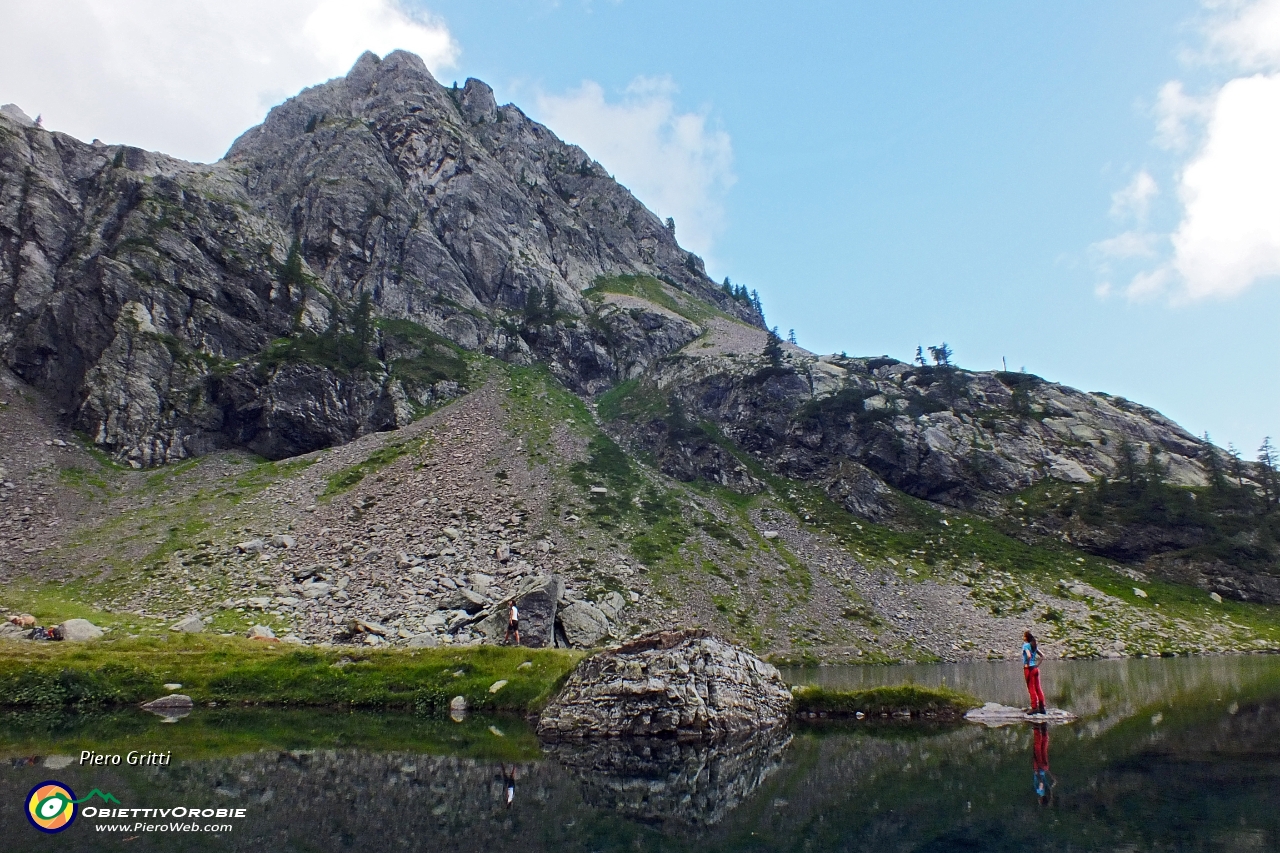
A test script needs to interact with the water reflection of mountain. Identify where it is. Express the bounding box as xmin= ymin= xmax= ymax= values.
xmin=545 ymin=727 xmax=792 ymax=828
